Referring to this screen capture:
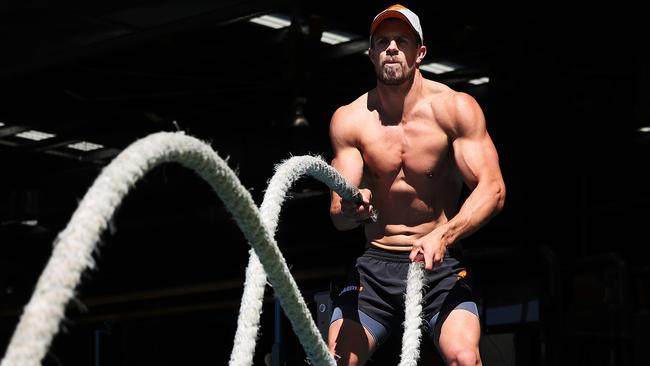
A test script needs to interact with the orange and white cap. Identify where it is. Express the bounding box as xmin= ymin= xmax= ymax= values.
xmin=370 ymin=4 xmax=423 ymax=44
